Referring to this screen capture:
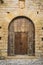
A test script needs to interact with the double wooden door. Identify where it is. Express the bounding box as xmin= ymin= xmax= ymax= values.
xmin=15 ymin=32 xmax=28 ymax=55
